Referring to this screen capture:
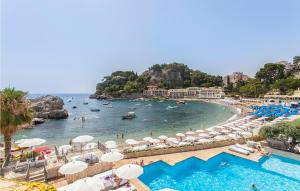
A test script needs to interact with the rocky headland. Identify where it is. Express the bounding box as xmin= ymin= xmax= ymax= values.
xmin=90 ymin=63 xmax=223 ymax=99
xmin=30 ymin=95 xmax=68 ymax=125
